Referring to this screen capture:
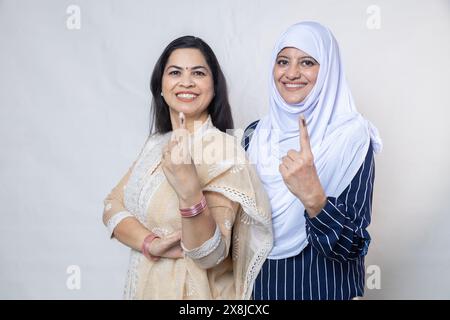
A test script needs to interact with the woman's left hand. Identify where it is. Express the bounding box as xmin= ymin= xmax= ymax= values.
xmin=279 ymin=115 xmax=327 ymax=217
xmin=161 ymin=113 xmax=203 ymax=206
